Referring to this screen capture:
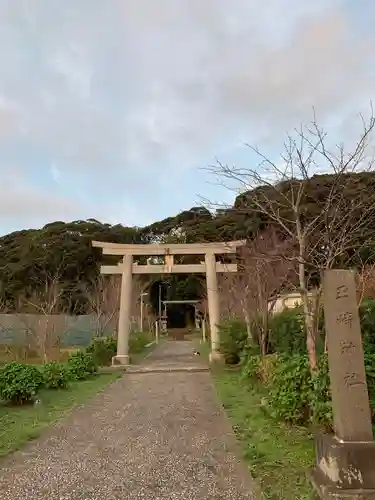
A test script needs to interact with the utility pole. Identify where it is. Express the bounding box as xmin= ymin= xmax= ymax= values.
xmin=140 ymin=292 xmax=148 ymax=332
xmin=158 ymin=284 xmax=162 ymax=321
